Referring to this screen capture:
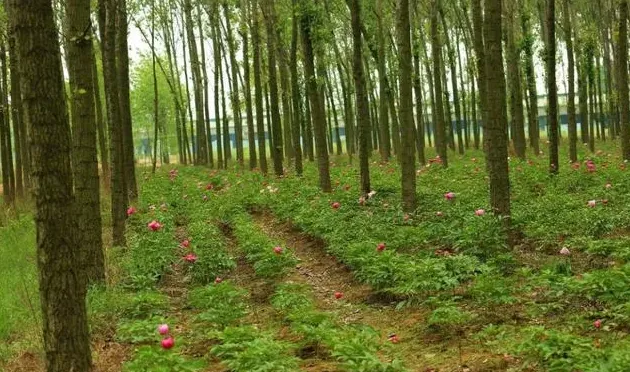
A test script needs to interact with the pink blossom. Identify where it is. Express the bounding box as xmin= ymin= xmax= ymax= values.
xmin=559 ymin=247 xmax=571 ymax=256
xmin=587 ymin=200 xmax=597 ymax=208
xmin=126 ymin=206 xmax=137 ymax=216
xmin=148 ymin=220 xmax=162 ymax=231
xmin=475 ymin=209 xmax=485 ymax=216
xmin=157 ymin=324 xmax=169 ymax=335
xmin=181 ymin=240 xmax=190 ymax=248
xmin=444 ymin=192 xmax=456 ymax=201
xmin=184 ymin=253 xmax=197 ymax=263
